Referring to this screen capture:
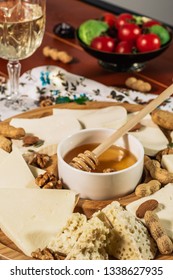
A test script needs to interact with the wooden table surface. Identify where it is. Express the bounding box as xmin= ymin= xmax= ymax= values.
xmin=0 ymin=0 xmax=173 ymax=95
